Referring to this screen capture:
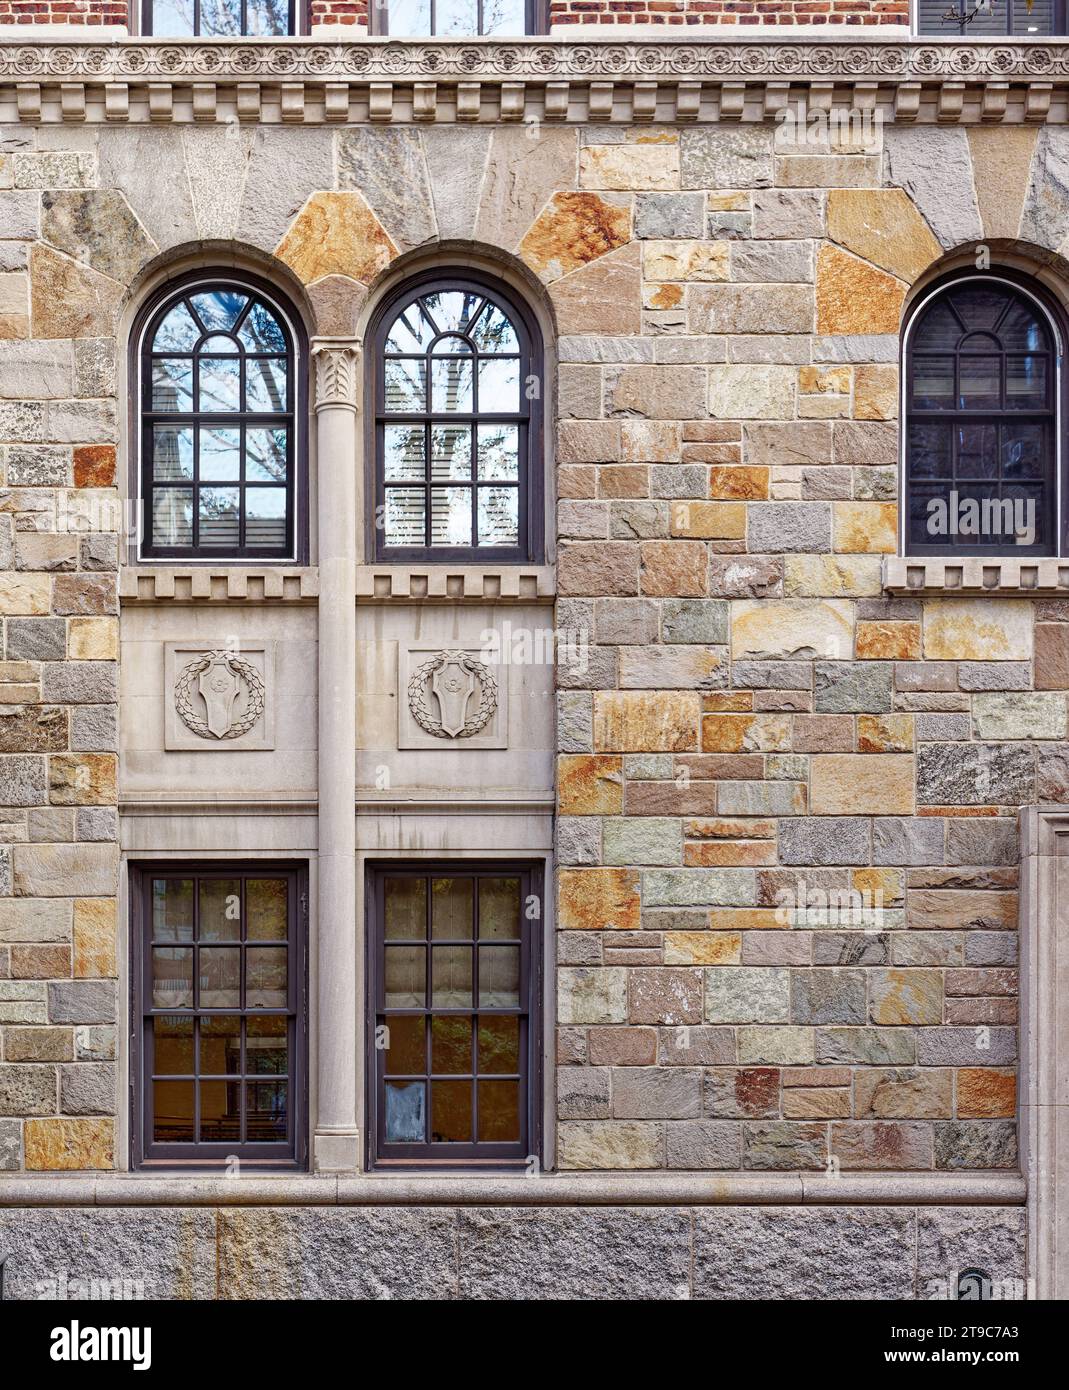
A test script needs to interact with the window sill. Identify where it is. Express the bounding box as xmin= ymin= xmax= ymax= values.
xmin=119 ymin=565 xmax=318 ymax=604
xmin=883 ymin=555 xmax=1069 ymax=596
xmin=356 ymin=564 xmax=555 ymax=603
